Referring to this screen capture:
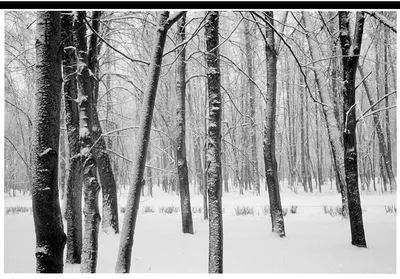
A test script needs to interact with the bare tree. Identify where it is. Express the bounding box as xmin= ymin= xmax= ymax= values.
xmin=61 ymin=10 xmax=82 ymax=264
xmin=263 ymin=11 xmax=286 ymax=237
xmin=74 ymin=11 xmax=102 ymax=272
xmin=339 ymin=11 xmax=367 ymax=248
xmin=175 ymin=12 xmax=194 ymax=234
xmin=205 ymin=11 xmax=224 ymax=273
xmin=31 ymin=11 xmax=66 ymax=273
xmin=115 ymin=11 xmax=186 ymax=273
